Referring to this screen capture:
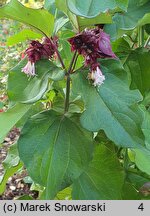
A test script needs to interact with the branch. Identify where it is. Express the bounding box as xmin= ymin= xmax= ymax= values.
xmin=64 ymin=51 xmax=77 ymax=113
